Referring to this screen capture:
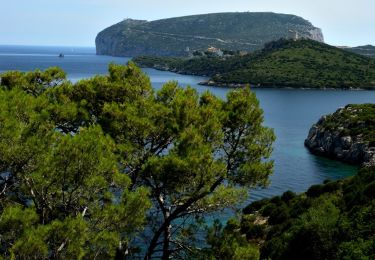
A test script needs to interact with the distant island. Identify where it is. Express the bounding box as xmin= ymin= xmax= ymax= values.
xmin=134 ymin=39 xmax=375 ymax=89
xmin=342 ymin=44 xmax=375 ymax=59
xmin=95 ymin=12 xmax=324 ymax=57
xmin=305 ymin=104 xmax=375 ymax=166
